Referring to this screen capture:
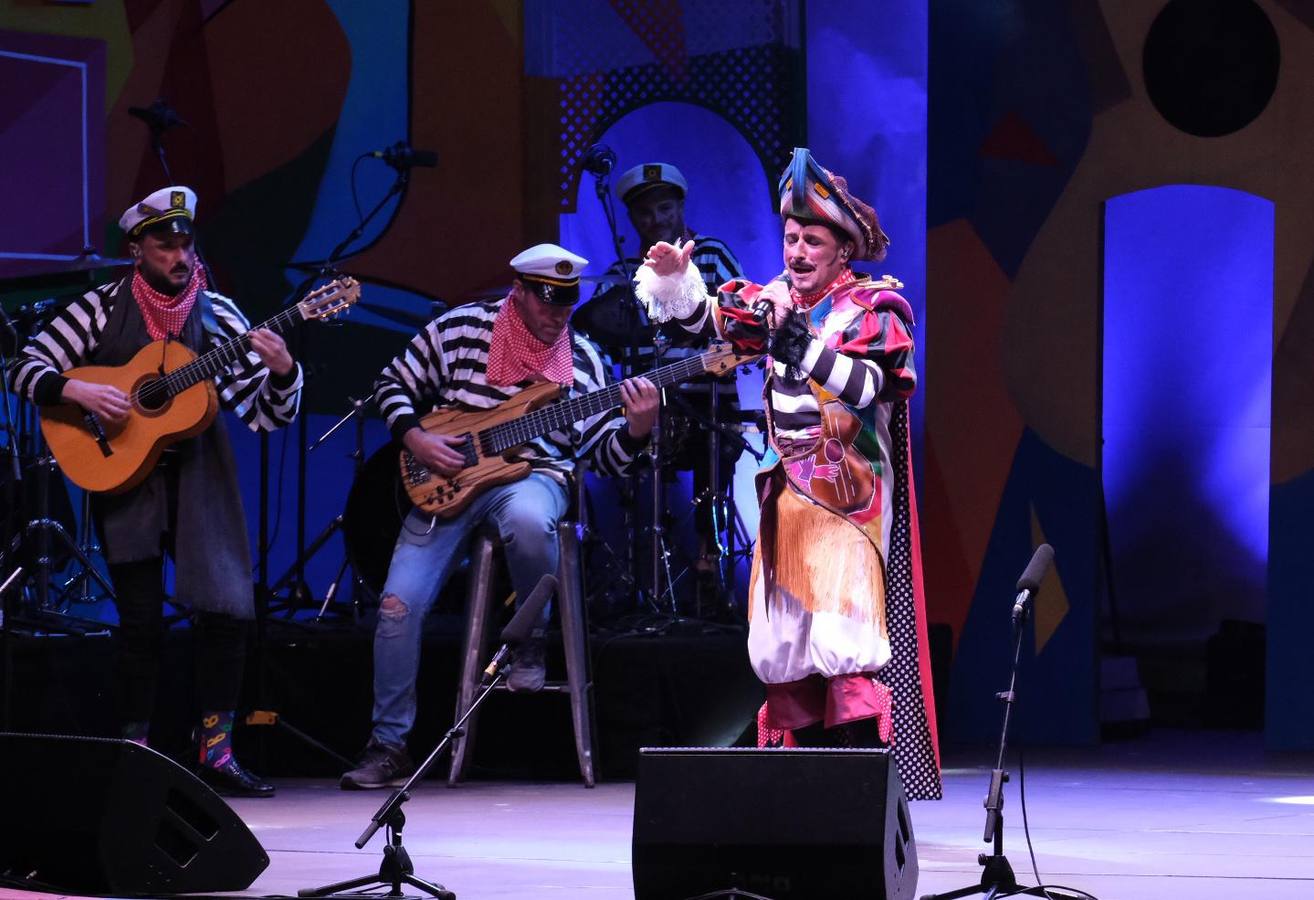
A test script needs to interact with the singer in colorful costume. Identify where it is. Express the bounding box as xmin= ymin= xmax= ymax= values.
xmin=636 ymin=148 xmax=941 ymax=800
